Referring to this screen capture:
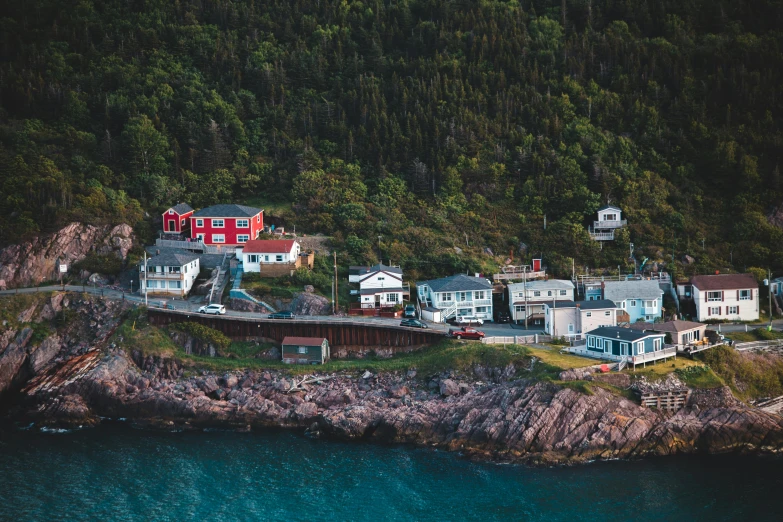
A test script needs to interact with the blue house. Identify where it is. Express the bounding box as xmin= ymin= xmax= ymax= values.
xmin=572 ymin=326 xmax=672 ymax=369
xmin=603 ymin=280 xmax=664 ymax=323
